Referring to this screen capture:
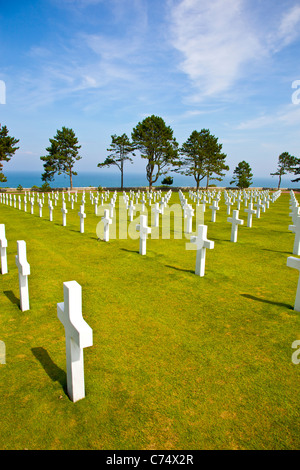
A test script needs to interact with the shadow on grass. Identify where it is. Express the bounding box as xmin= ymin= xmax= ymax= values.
xmin=262 ymin=248 xmax=291 ymax=255
xmin=31 ymin=347 xmax=67 ymax=394
xmin=165 ymin=264 xmax=195 ymax=274
xmin=241 ymin=294 xmax=293 ymax=309
xmin=121 ymin=248 xmax=139 ymax=254
xmin=3 ymin=290 xmax=20 ymax=307
xmin=210 ymin=237 xmax=230 ymax=243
